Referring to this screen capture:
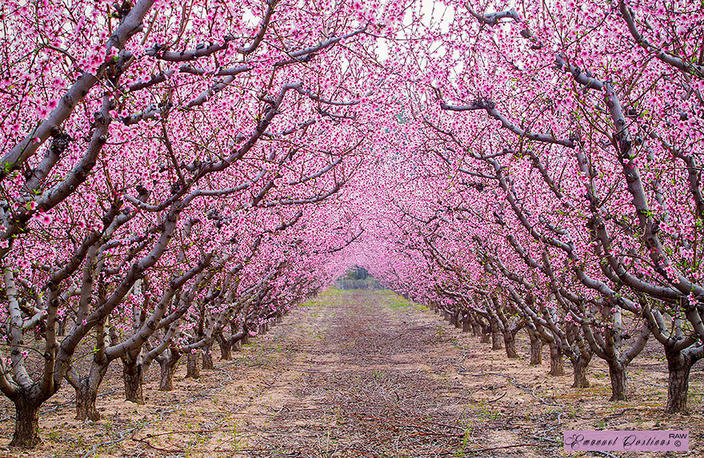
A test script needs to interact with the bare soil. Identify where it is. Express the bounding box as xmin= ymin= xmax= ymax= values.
xmin=0 ymin=289 xmax=702 ymax=457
